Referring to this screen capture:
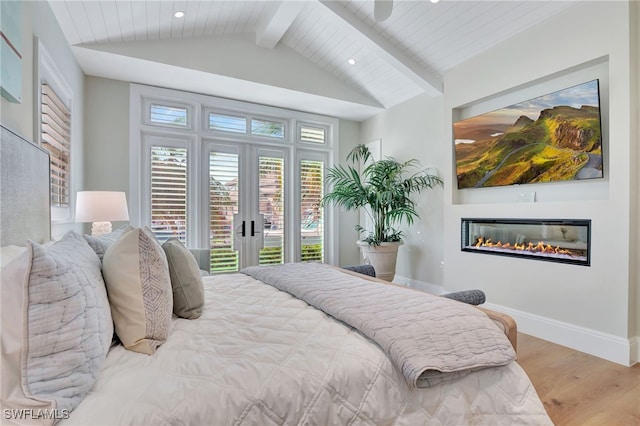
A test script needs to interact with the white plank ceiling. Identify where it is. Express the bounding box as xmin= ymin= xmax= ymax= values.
xmin=48 ymin=0 xmax=580 ymax=120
